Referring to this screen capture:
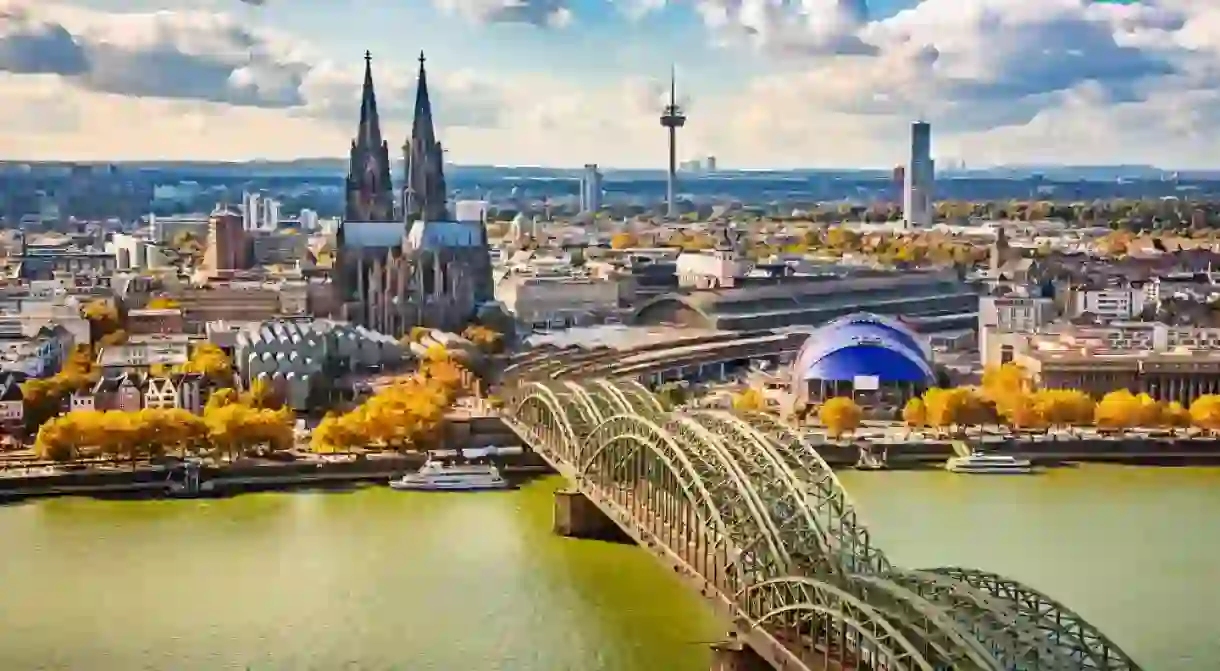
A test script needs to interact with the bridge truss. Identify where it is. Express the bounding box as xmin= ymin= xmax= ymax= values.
xmin=502 ymin=378 xmax=1144 ymax=671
